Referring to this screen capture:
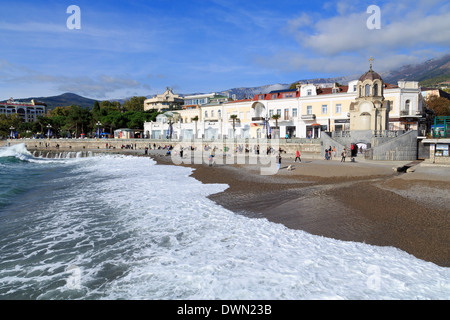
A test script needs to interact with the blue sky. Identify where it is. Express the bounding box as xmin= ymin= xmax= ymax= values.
xmin=0 ymin=0 xmax=449 ymax=101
